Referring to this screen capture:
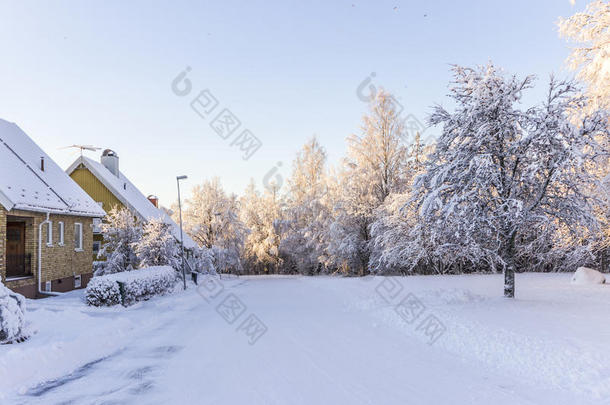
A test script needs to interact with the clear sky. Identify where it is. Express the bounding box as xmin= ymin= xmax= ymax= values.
xmin=0 ymin=0 xmax=588 ymax=206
